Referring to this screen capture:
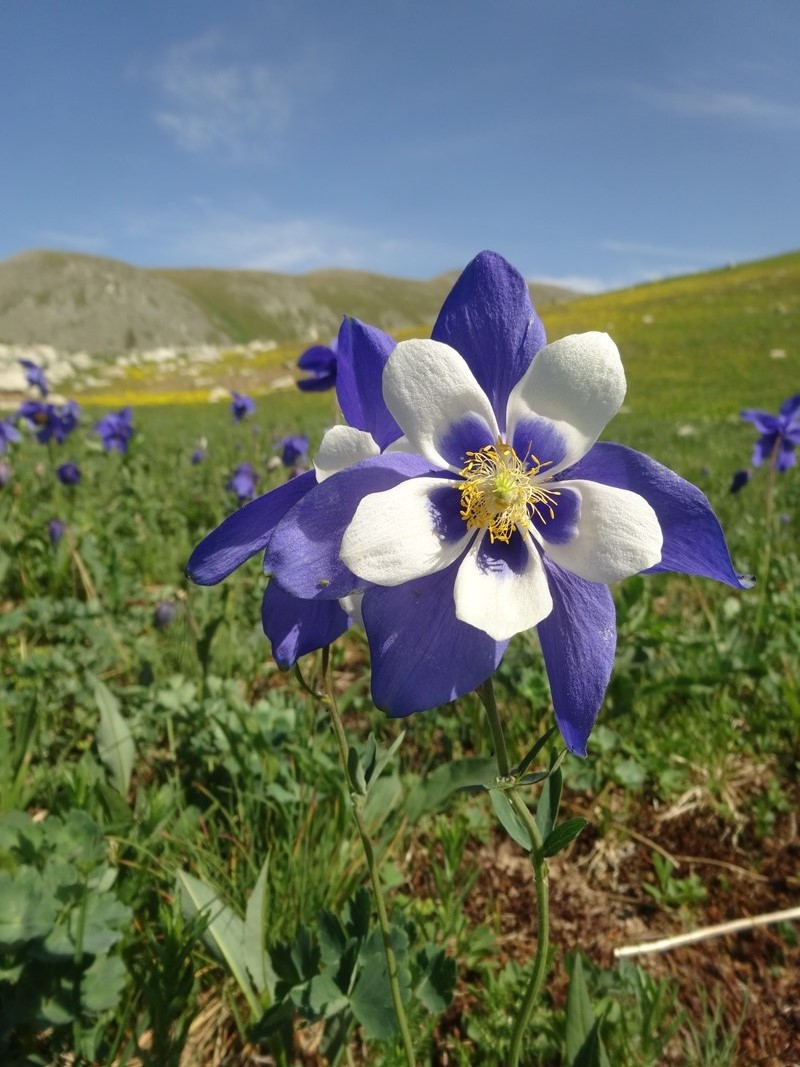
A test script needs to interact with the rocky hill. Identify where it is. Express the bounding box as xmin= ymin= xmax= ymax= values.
xmin=0 ymin=249 xmax=576 ymax=355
